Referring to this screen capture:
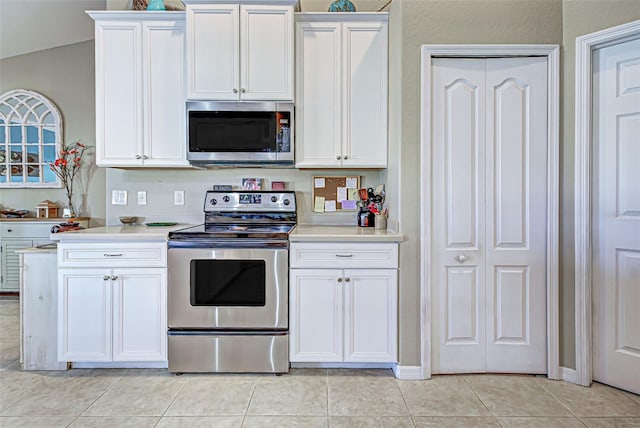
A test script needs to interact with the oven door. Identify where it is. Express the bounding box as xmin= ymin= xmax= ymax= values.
xmin=168 ymin=245 xmax=288 ymax=330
